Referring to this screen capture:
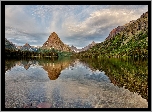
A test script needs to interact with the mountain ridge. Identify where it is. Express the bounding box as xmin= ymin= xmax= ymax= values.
xmin=78 ymin=11 xmax=148 ymax=58
xmin=70 ymin=41 xmax=97 ymax=53
xmin=106 ymin=11 xmax=148 ymax=41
